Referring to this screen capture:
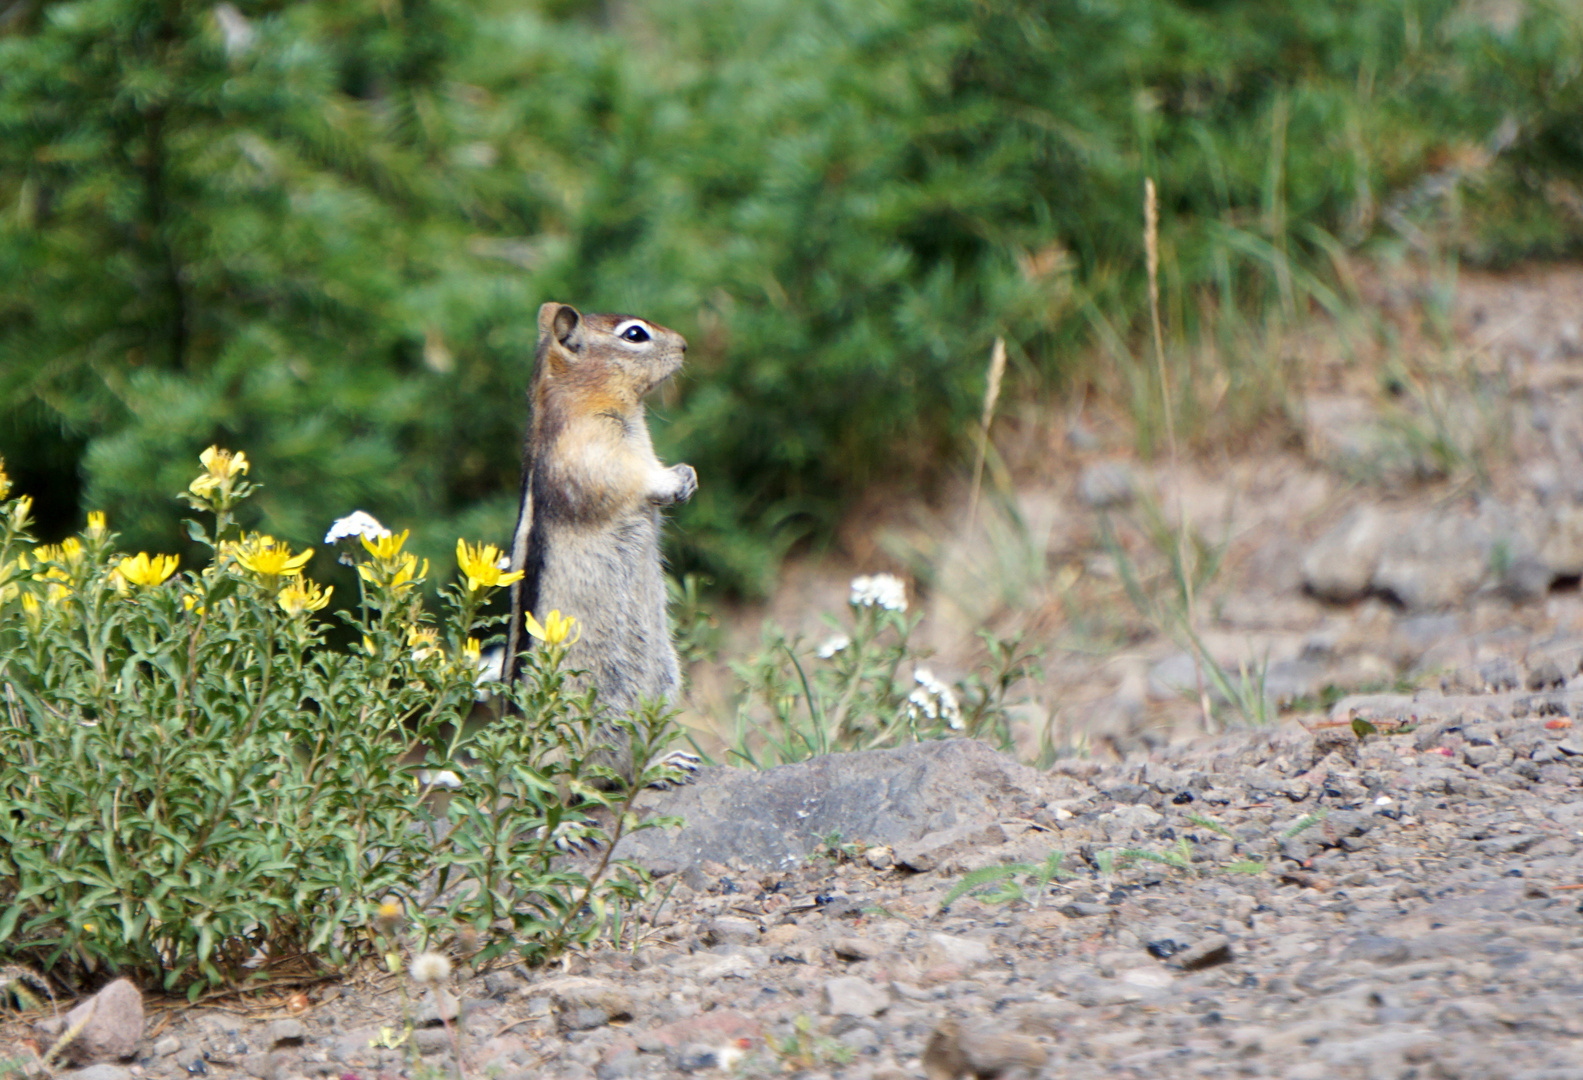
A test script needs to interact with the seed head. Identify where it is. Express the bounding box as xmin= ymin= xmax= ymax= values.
xmin=411 ymin=951 xmax=452 ymax=984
